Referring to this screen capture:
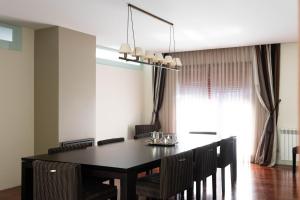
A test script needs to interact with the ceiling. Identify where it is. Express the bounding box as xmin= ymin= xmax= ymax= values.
xmin=0 ymin=0 xmax=298 ymax=52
